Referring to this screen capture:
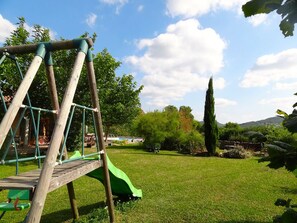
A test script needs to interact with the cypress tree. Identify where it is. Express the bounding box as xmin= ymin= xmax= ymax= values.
xmin=203 ymin=77 xmax=218 ymax=156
